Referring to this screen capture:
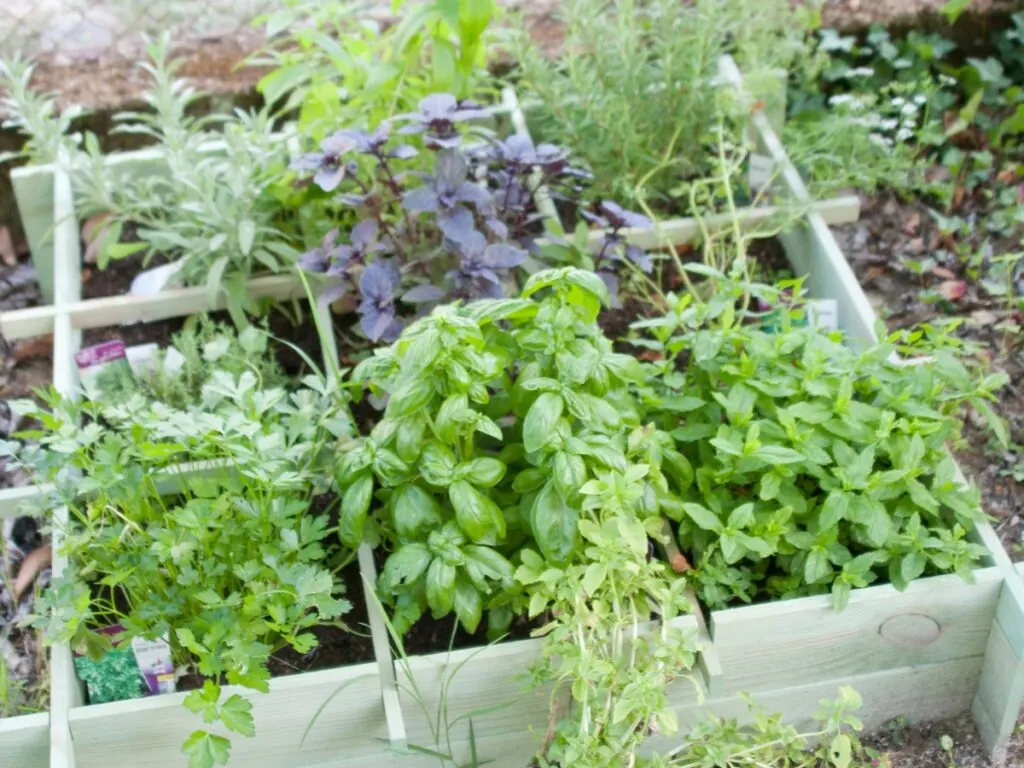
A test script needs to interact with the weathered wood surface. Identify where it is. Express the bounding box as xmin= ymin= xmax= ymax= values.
xmin=69 ymin=664 xmax=387 ymax=768
xmin=0 ymin=712 xmax=50 ymax=768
